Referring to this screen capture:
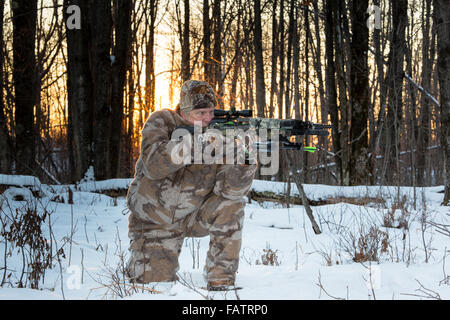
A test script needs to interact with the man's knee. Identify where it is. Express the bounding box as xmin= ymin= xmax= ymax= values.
xmin=126 ymin=235 xmax=182 ymax=283
xmin=198 ymin=195 xmax=245 ymax=233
